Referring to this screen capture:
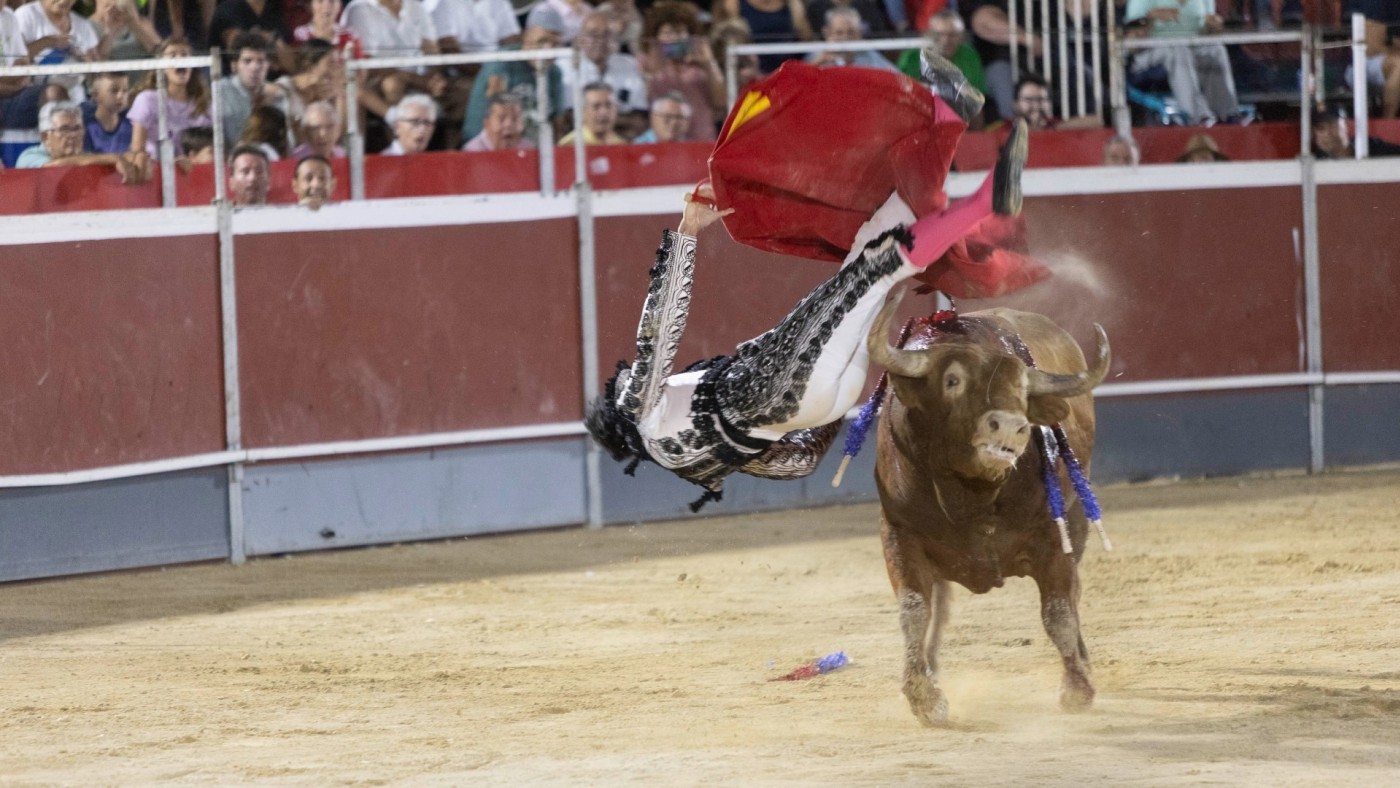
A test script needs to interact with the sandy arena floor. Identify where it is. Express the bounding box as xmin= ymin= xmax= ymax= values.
xmin=1 ymin=469 xmax=1399 ymax=786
